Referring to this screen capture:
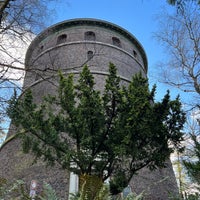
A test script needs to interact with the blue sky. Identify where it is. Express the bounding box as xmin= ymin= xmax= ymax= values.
xmin=47 ymin=0 xmax=182 ymax=101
